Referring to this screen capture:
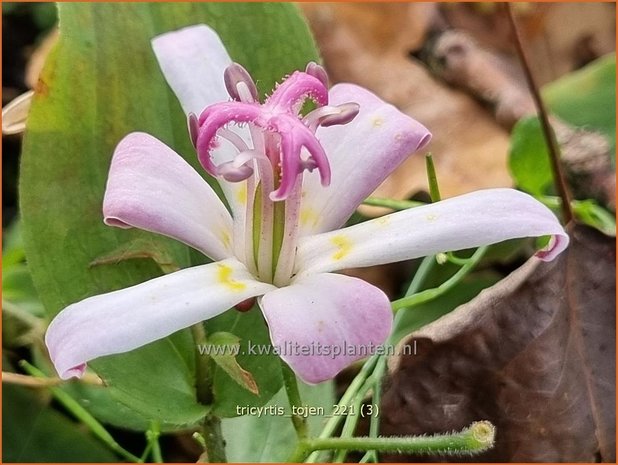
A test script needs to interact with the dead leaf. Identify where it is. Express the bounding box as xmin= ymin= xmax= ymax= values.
xmin=380 ymin=225 xmax=615 ymax=462
xmin=301 ymin=3 xmax=513 ymax=218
